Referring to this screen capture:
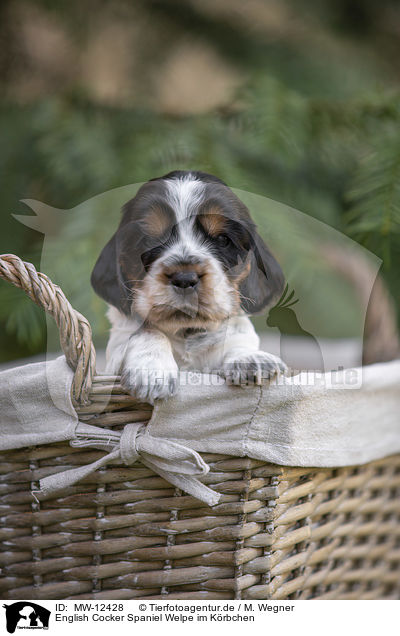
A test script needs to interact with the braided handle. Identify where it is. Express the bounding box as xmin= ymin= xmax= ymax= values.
xmin=0 ymin=254 xmax=96 ymax=406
